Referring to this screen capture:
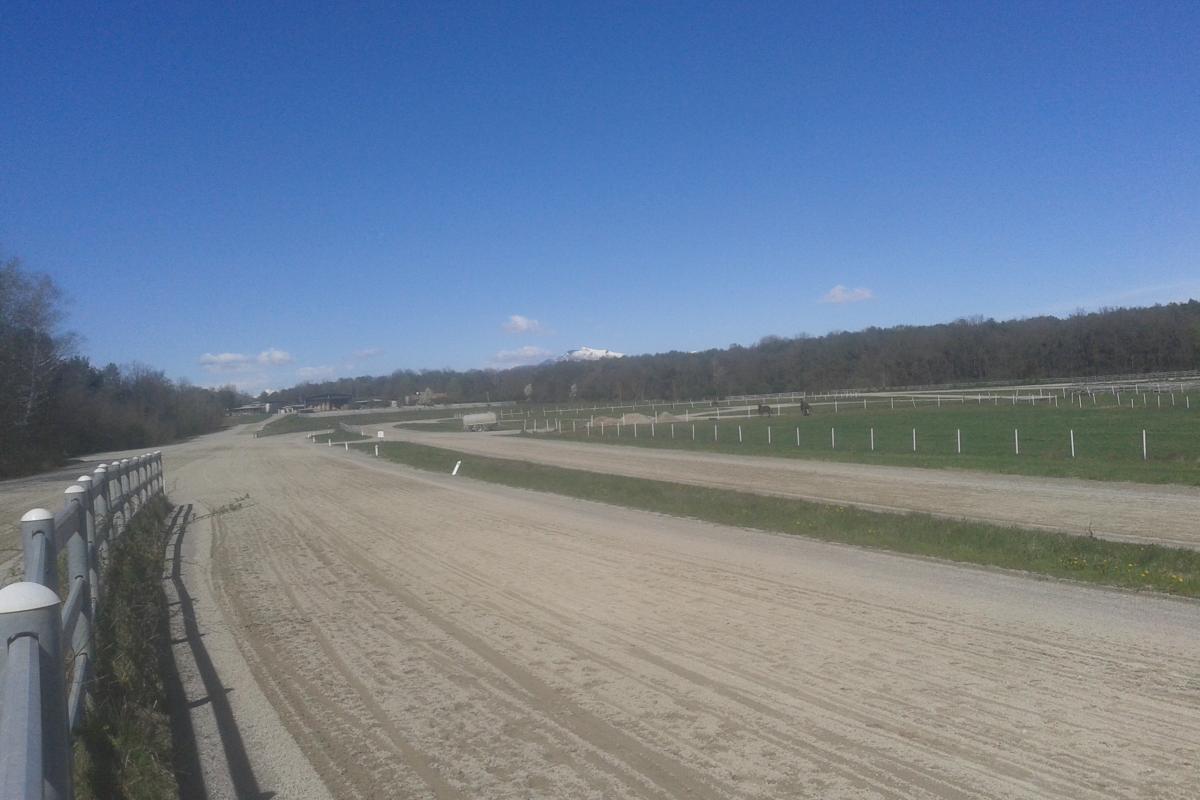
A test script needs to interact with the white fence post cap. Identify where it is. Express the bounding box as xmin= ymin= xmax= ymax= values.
xmin=20 ymin=508 xmax=53 ymax=523
xmin=64 ymin=485 xmax=85 ymax=495
xmin=0 ymin=581 xmax=61 ymax=613
xmin=77 ymin=475 xmax=93 ymax=484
